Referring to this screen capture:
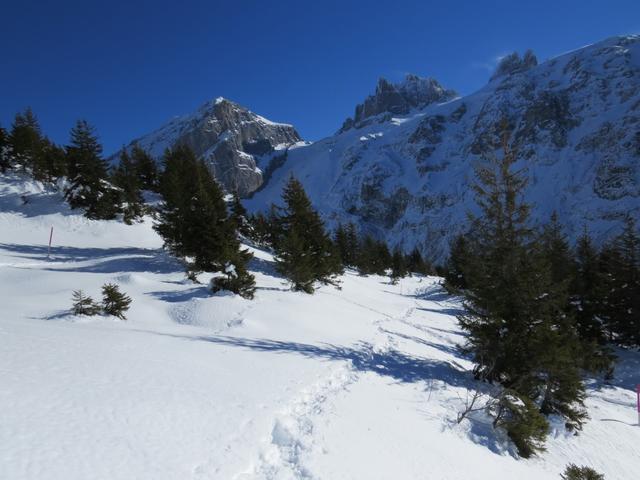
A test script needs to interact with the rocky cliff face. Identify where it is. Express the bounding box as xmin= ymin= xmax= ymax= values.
xmin=247 ymin=35 xmax=640 ymax=261
xmin=115 ymin=98 xmax=302 ymax=196
xmin=340 ymin=75 xmax=457 ymax=132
